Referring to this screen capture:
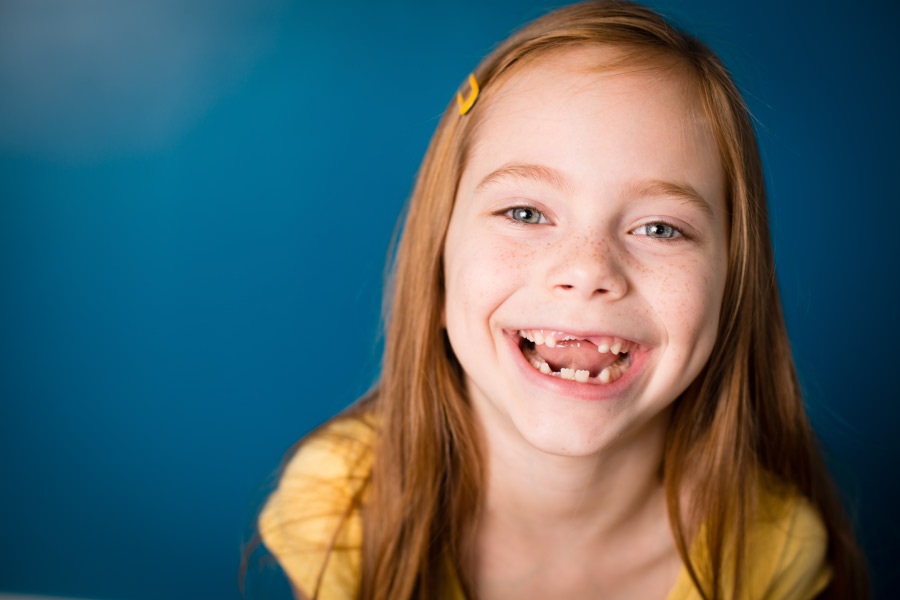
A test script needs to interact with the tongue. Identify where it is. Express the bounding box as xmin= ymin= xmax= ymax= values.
xmin=535 ymin=340 xmax=620 ymax=376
